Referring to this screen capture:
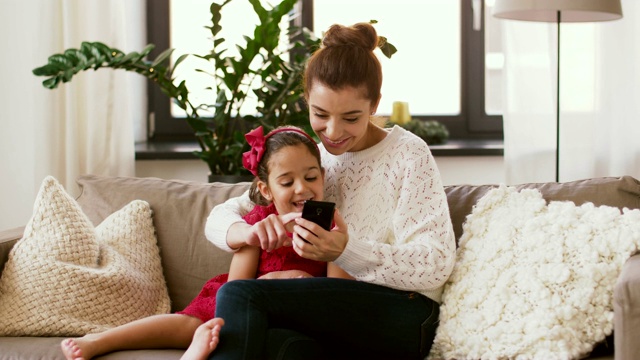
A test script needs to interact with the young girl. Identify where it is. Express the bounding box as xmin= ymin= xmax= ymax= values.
xmin=61 ymin=125 xmax=347 ymax=360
